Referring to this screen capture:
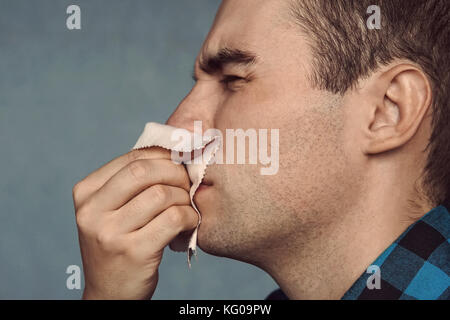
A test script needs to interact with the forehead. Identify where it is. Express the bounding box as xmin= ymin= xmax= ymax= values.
xmin=201 ymin=0 xmax=292 ymax=57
